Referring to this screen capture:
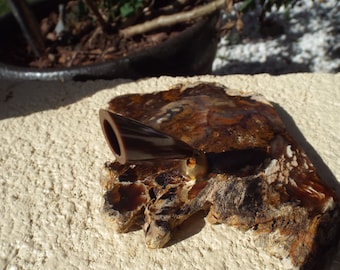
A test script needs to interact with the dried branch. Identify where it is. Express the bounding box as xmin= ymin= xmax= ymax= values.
xmin=120 ymin=0 xmax=229 ymax=38
xmin=83 ymin=0 xmax=112 ymax=33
